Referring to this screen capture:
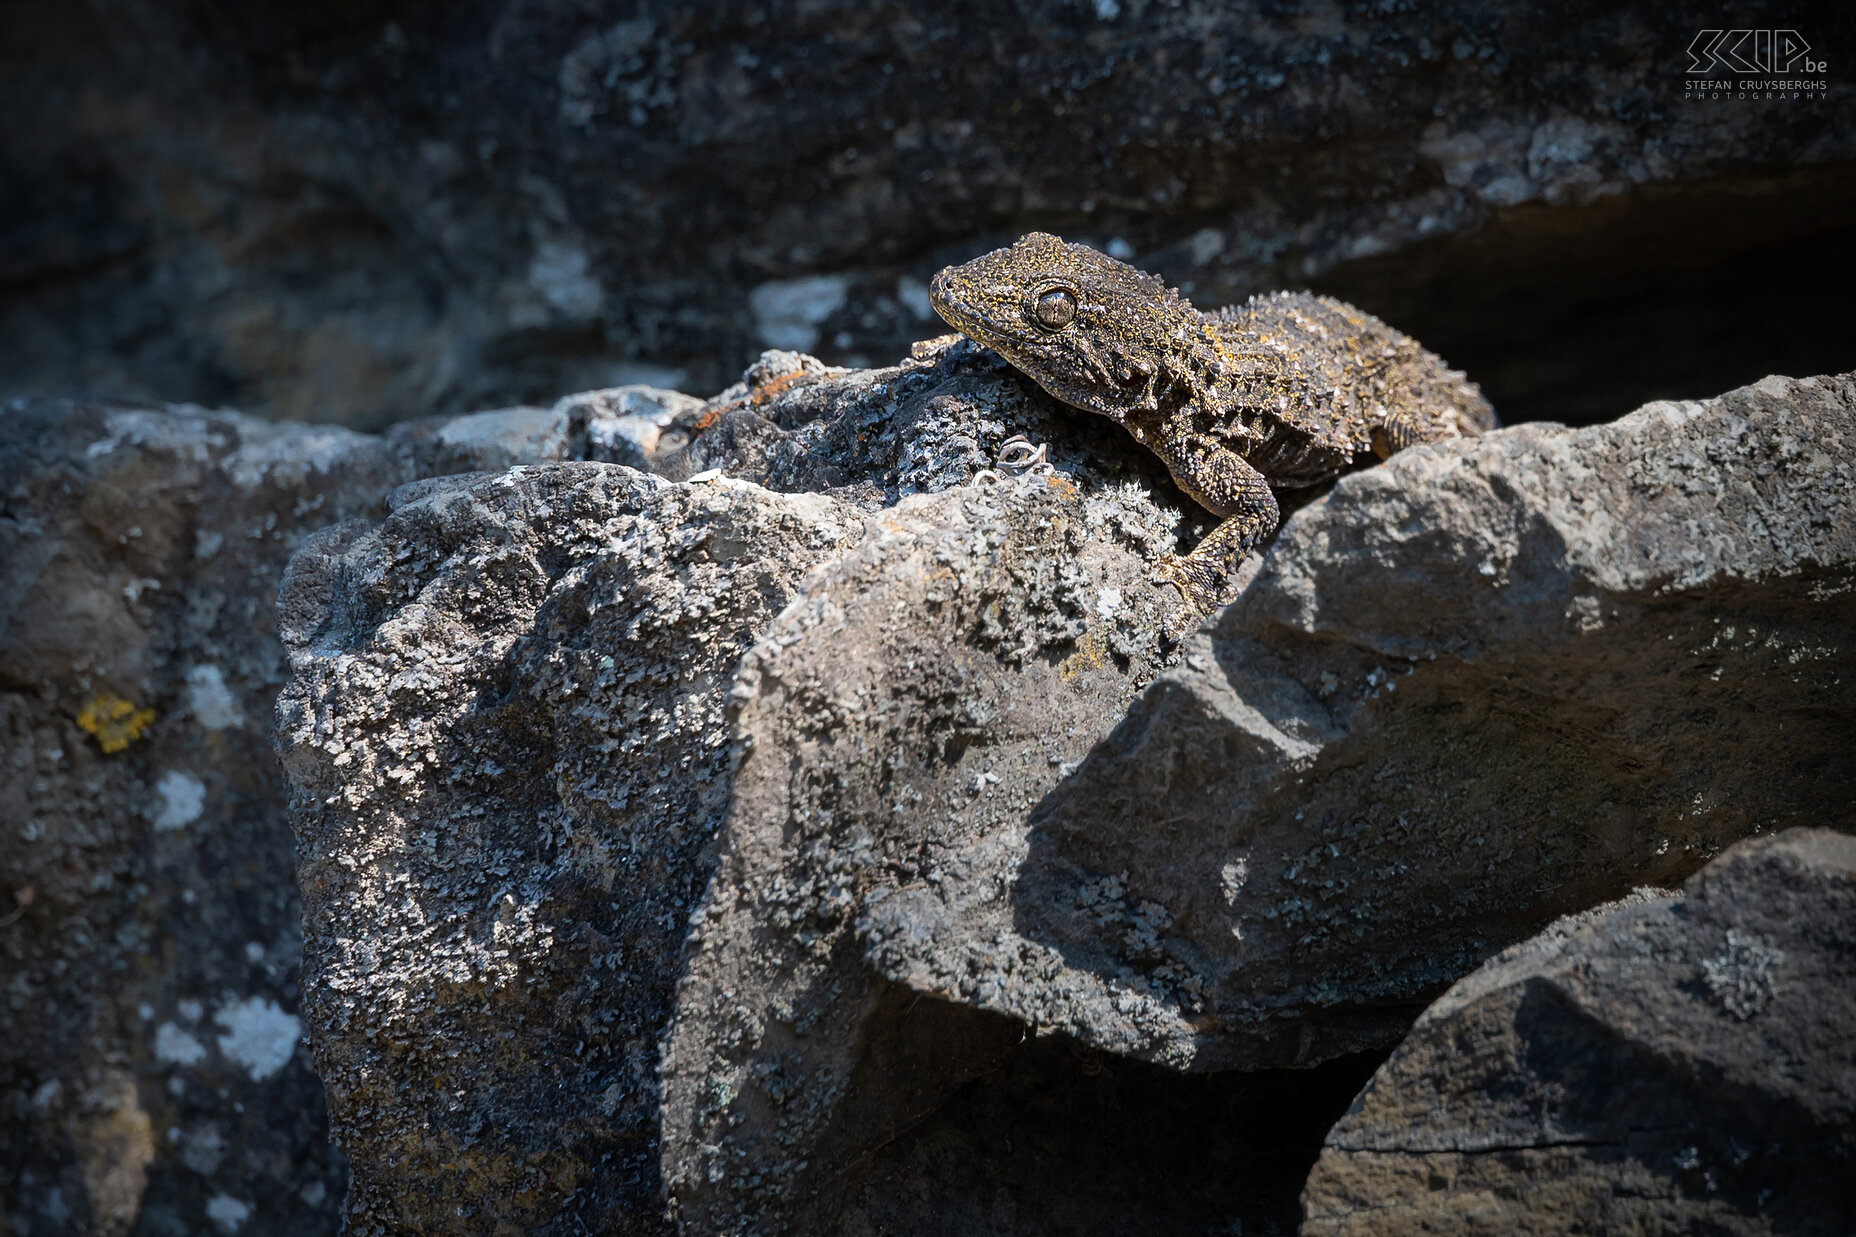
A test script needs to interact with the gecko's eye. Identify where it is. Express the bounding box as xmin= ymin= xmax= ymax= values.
xmin=1032 ymin=288 xmax=1077 ymax=331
